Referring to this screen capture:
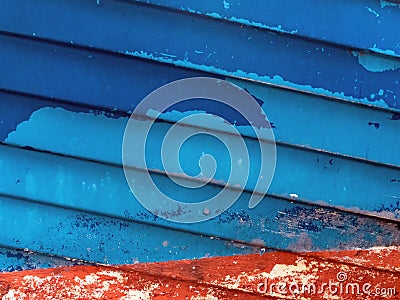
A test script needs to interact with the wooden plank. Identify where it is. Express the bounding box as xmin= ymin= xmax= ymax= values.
xmin=130 ymin=0 xmax=400 ymax=58
xmin=0 ymin=34 xmax=399 ymax=167
xmin=0 ymin=246 xmax=399 ymax=299
xmin=0 ymin=145 xmax=399 ymax=262
xmin=0 ymin=0 xmax=399 ymax=110
xmin=0 ymin=35 xmax=399 ymax=168
xmin=2 ymin=100 xmax=400 ymax=218
xmin=0 ymin=194 xmax=259 ymax=266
